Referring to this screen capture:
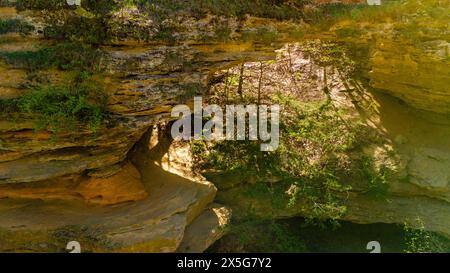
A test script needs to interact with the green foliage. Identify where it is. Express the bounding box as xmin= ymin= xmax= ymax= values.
xmin=302 ymin=2 xmax=361 ymax=27
xmin=0 ymin=74 xmax=108 ymax=133
xmin=328 ymin=0 xmax=450 ymax=42
xmin=126 ymin=0 xmax=309 ymax=21
xmin=14 ymin=0 xmax=114 ymax=44
xmin=177 ymin=83 xmax=204 ymax=103
xmin=302 ymin=40 xmax=356 ymax=74
xmin=242 ymin=27 xmax=279 ymax=44
xmin=0 ymin=42 xmax=101 ymax=72
xmin=15 ymin=0 xmax=67 ymax=11
xmin=225 ymin=219 xmax=308 ymax=253
xmin=51 ymin=225 xmax=112 ymax=252
xmin=113 ymin=0 xmax=315 ymax=43
xmin=0 ymin=19 xmax=35 ymax=35
xmin=193 ymin=95 xmax=371 ymax=221
xmin=44 ymin=16 xmax=108 ymax=45
xmin=404 ymin=219 xmax=450 ymax=253
xmin=360 ymin=156 xmax=390 ymax=199
xmin=15 ymin=0 xmax=114 ymax=14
